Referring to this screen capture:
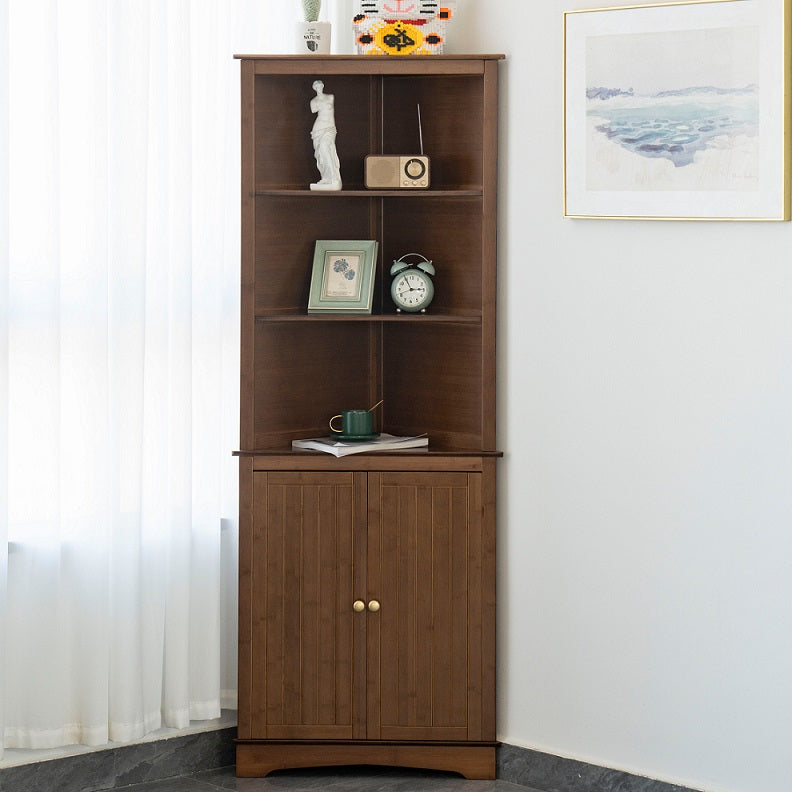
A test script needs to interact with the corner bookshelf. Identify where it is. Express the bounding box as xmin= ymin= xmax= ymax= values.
xmin=234 ymin=54 xmax=503 ymax=780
